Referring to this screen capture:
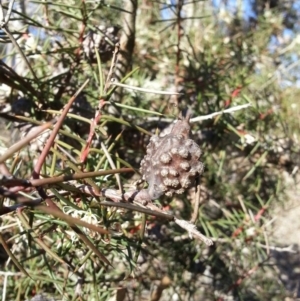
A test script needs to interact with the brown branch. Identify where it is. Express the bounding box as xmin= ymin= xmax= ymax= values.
xmin=113 ymin=0 xmax=137 ymax=102
xmin=2 ymin=169 xmax=133 ymax=190
xmin=32 ymin=79 xmax=90 ymax=179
